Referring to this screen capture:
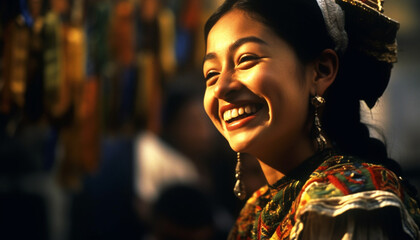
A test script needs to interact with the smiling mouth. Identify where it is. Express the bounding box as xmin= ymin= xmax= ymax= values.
xmin=223 ymin=104 xmax=262 ymax=123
